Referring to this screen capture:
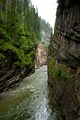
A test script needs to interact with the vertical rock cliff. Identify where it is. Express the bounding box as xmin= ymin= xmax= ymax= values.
xmin=48 ymin=0 xmax=80 ymax=119
xmin=0 ymin=0 xmax=39 ymax=93
xmin=36 ymin=43 xmax=47 ymax=68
